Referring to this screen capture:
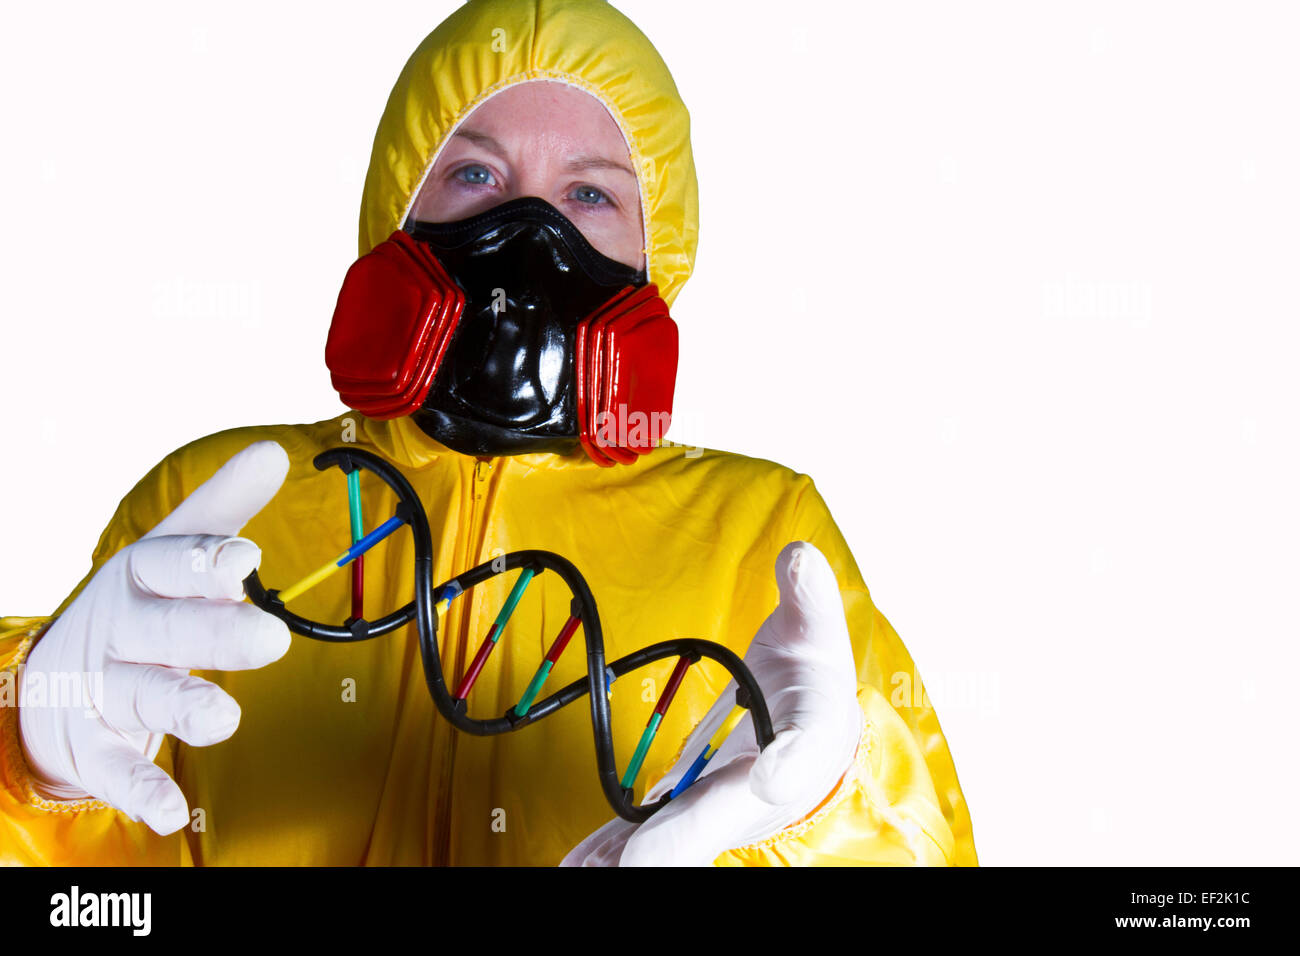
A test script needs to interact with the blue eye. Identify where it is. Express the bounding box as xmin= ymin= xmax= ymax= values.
xmin=455 ymin=164 xmax=495 ymax=186
xmin=571 ymin=185 xmax=609 ymax=205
